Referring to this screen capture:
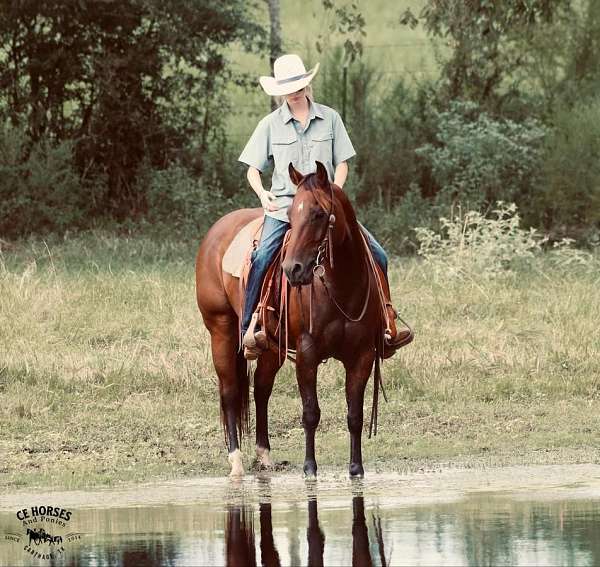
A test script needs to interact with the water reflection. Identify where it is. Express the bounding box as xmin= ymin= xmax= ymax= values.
xmin=2 ymin=480 xmax=600 ymax=566
xmin=224 ymin=490 xmax=384 ymax=567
